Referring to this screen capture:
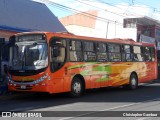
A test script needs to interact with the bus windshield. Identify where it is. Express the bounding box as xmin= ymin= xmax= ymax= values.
xmin=9 ymin=42 xmax=48 ymax=70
